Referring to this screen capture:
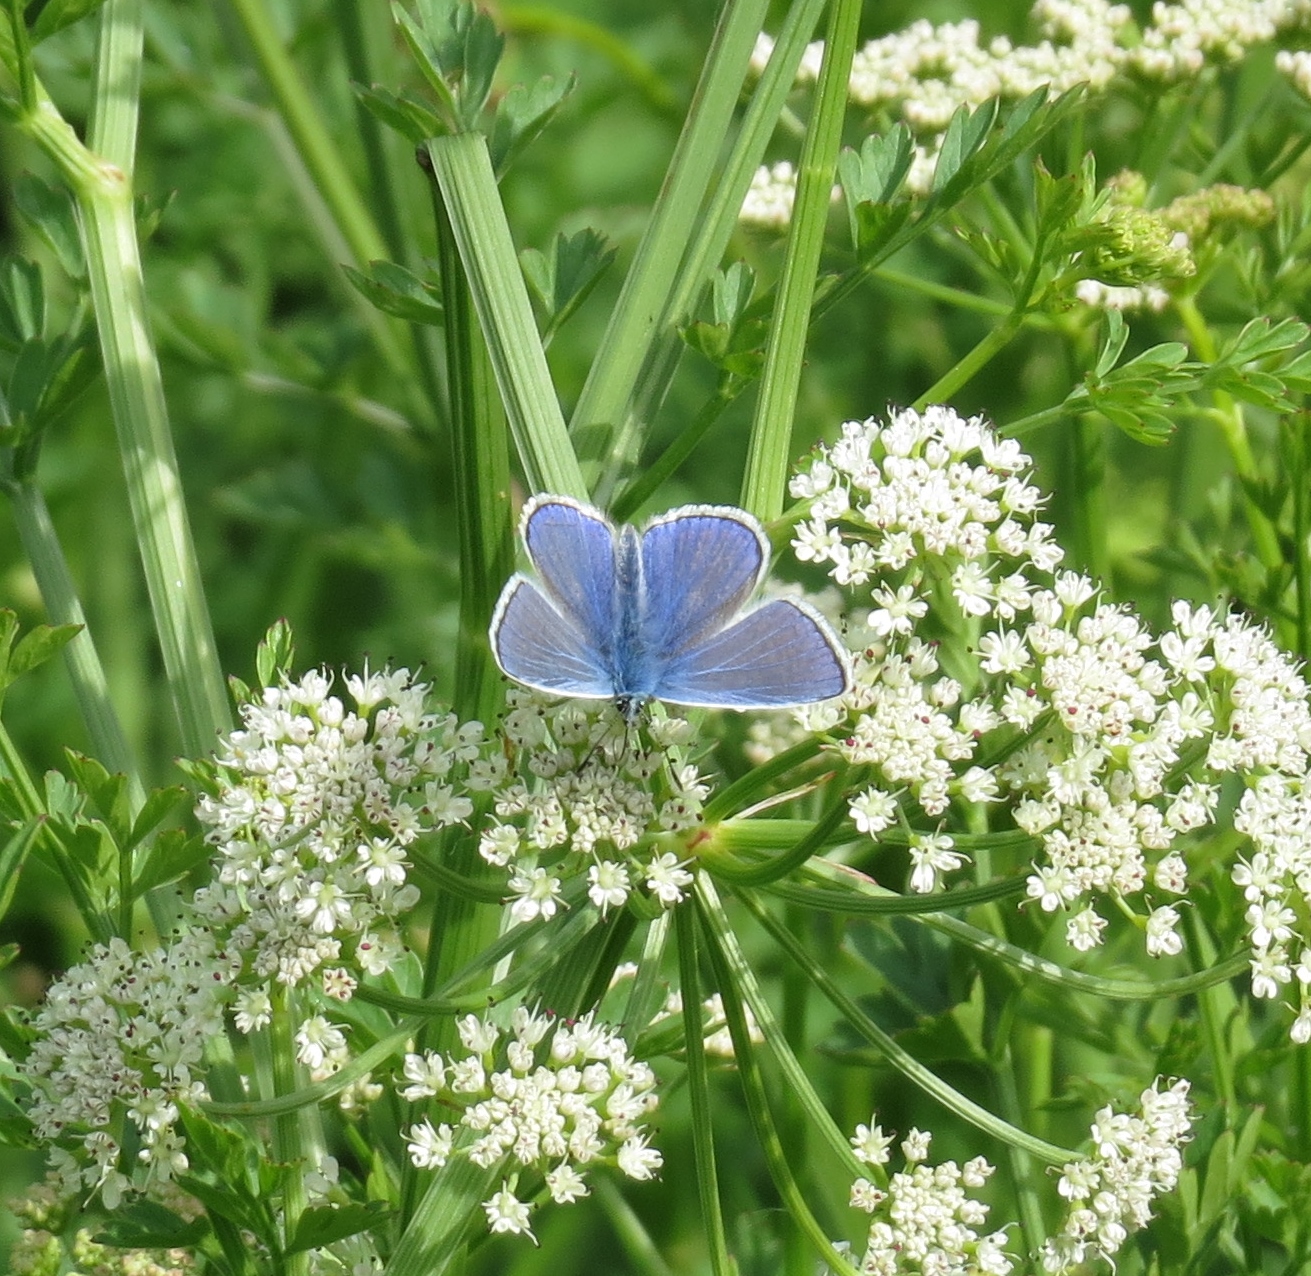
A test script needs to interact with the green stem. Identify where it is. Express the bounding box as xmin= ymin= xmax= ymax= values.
xmin=425 ymin=133 xmax=585 ymax=499
xmin=741 ymin=0 xmax=860 ymax=521
xmin=674 ymin=901 xmax=734 ymax=1276
xmin=18 ymin=5 xmax=230 ymax=759
xmin=611 ymin=378 xmax=741 ymax=522
xmin=269 ymin=989 xmax=310 ymax=1276
xmin=912 ymin=306 xmax=1026 ymax=410
xmin=746 ymin=888 xmax=1073 ymax=1164
xmin=571 ymin=0 xmax=772 ymax=479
